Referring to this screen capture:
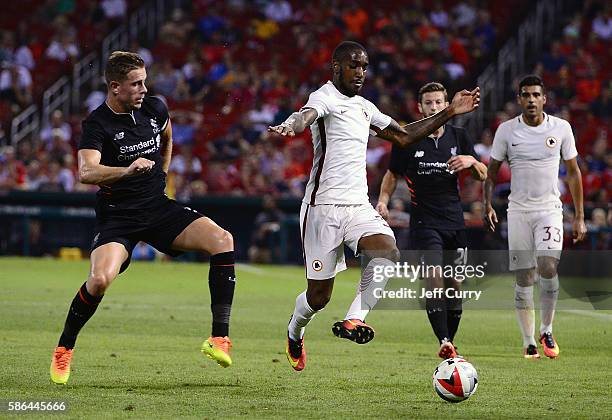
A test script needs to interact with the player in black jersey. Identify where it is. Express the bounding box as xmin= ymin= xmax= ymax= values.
xmin=50 ymin=52 xmax=236 ymax=385
xmin=375 ymin=82 xmax=487 ymax=359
